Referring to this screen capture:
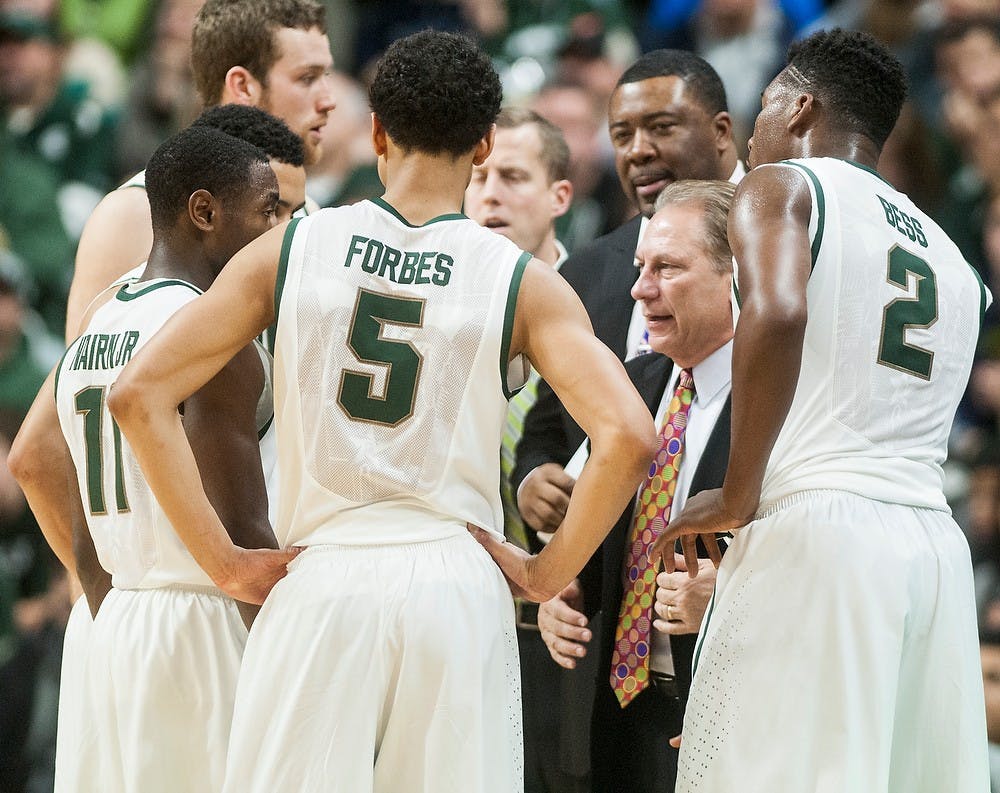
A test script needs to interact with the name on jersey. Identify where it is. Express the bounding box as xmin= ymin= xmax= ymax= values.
xmin=344 ymin=235 xmax=453 ymax=287
xmin=877 ymin=195 xmax=928 ymax=248
xmin=69 ymin=331 xmax=140 ymax=371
